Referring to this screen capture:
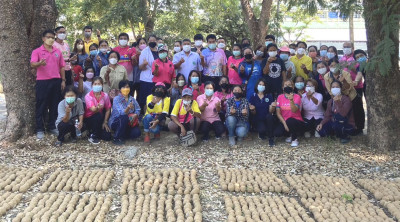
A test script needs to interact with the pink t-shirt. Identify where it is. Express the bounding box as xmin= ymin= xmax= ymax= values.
xmin=227 ymin=56 xmax=244 ymax=85
xmin=184 ymin=84 xmax=205 ymax=101
xmin=151 ymin=59 xmax=176 ymax=85
xmin=214 ymin=91 xmax=233 ymax=111
xmin=30 ymin=45 xmax=66 ymax=80
xmin=301 ymin=92 xmax=324 ymax=120
xmin=197 ymin=94 xmax=221 ymax=123
xmin=53 ymin=41 xmax=71 ymax=70
xmin=276 ymin=94 xmax=303 ymax=121
xmin=113 ymin=46 xmax=136 ymax=81
xmin=84 ymin=91 xmax=112 ymax=118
